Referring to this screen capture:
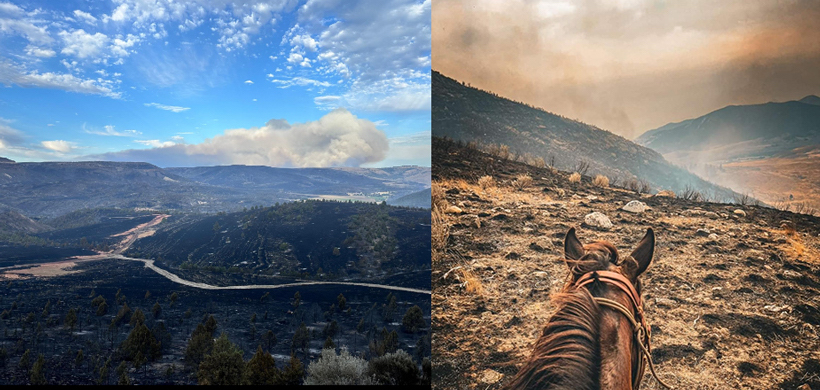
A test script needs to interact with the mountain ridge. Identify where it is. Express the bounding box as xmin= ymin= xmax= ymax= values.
xmin=432 ymin=70 xmax=738 ymax=201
